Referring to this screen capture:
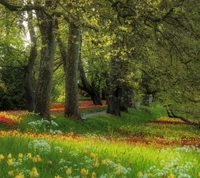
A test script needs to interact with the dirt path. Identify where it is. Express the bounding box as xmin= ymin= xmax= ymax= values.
xmin=81 ymin=110 xmax=107 ymax=119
